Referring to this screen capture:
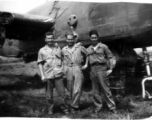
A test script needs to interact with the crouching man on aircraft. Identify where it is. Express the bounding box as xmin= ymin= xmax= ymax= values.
xmin=37 ymin=32 xmax=69 ymax=115
xmin=62 ymin=30 xmax=88 ymax=113
xmin=87 ymin=30 xmax=117 ymax=114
